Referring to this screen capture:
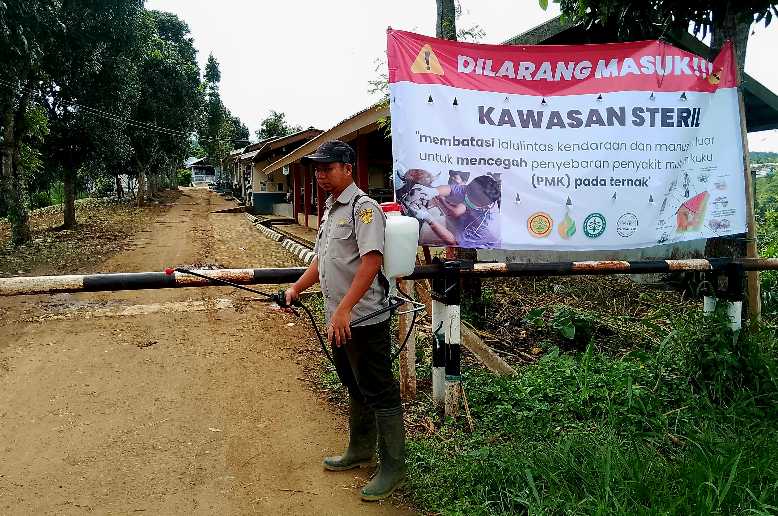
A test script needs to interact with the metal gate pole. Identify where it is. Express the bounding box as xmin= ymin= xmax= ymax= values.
xmin=704 ymin=264 xmax=745 ymax=340
xmin=431 ymin=278 xmax=446 ymax=408
xmin=430 ymin=261 xmax=462 ymax=417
